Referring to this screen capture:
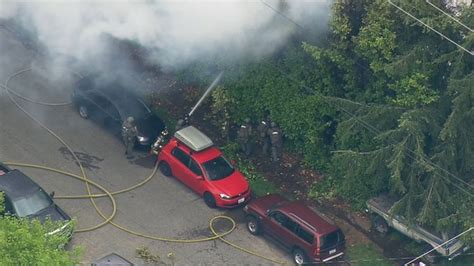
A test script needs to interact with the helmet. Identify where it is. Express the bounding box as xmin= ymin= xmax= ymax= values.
xmin=244 ymin=118 xmax=250 ymax=123
xmin=271 ymin=122 xmax=277 ymax=127
xmin=127 ymin=117 xmax=135 ymax=123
